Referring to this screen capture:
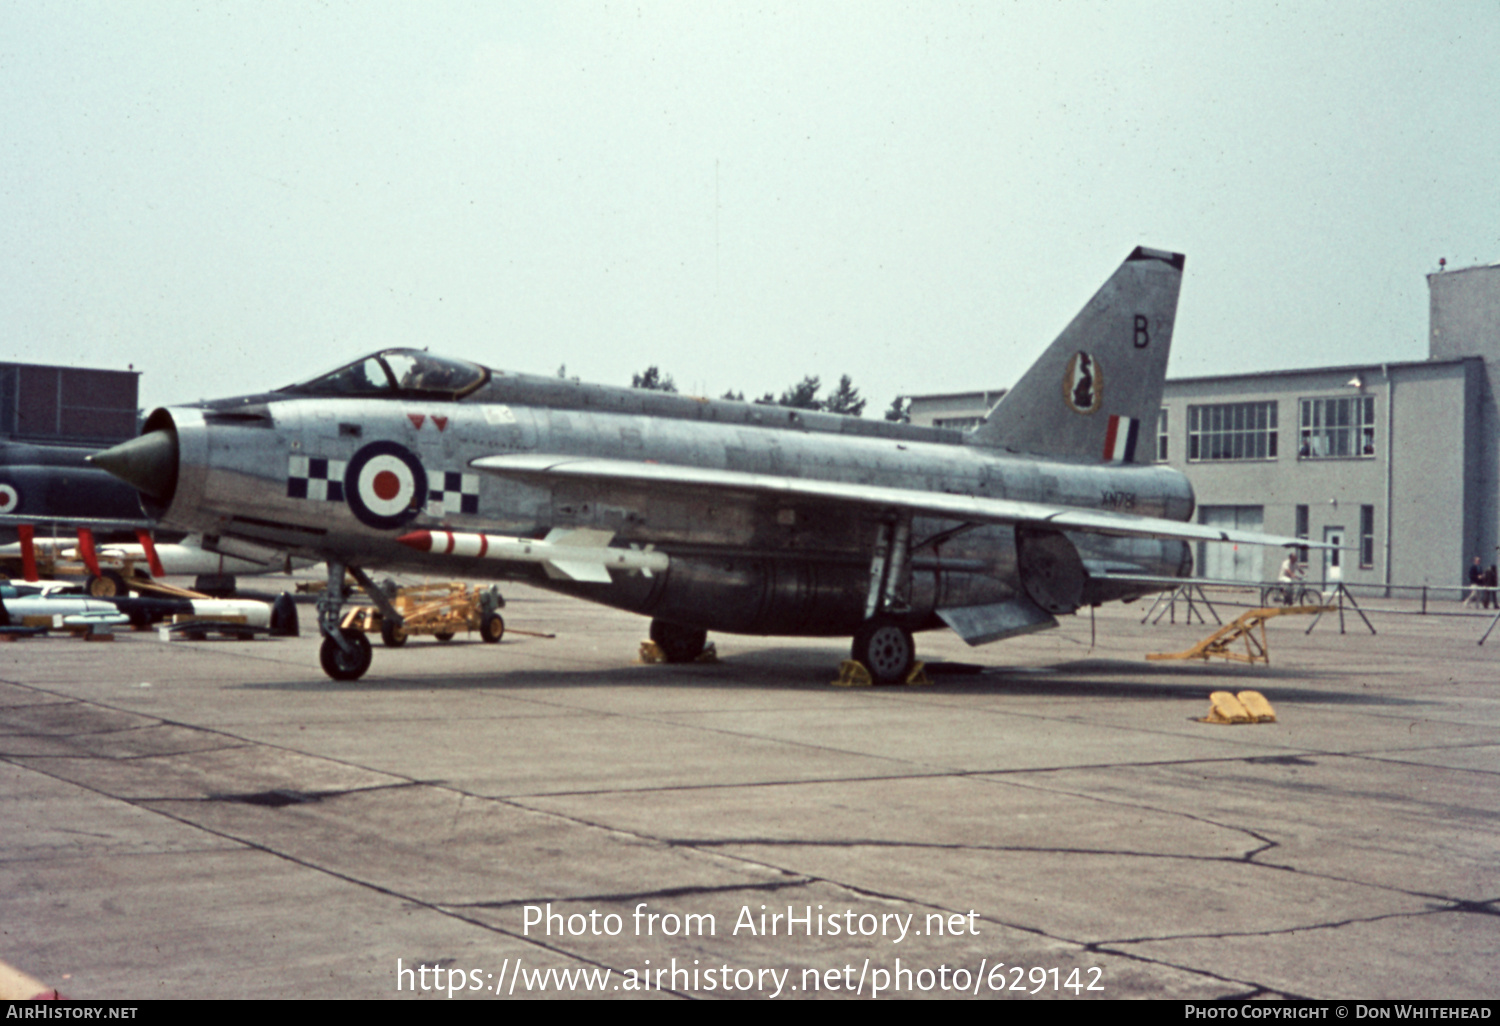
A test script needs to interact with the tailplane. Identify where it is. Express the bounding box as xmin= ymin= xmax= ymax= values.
xmin=970 ymin=247 xmax=1184 ymax=463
